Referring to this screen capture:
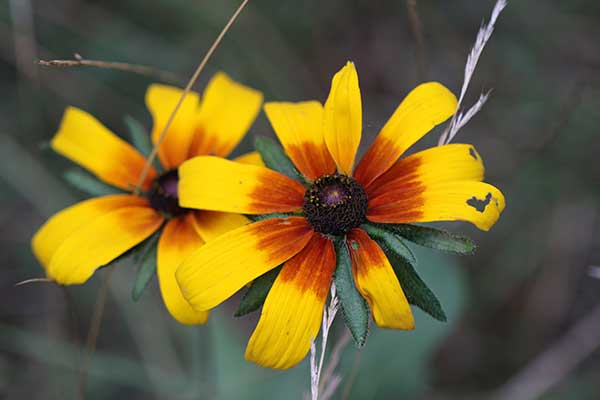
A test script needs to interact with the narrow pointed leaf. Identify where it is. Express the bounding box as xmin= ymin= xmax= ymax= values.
xmin=254 ymin=136 xmax=306 ymax=184
xmin=376 ymin=238 xmax=447 ymax=322
xmin=372 ymin=223 xmax=476 ymax=254
xmin=124 ymin=115 xmax=152 ymax=157
xmin=334 ymin=237 xmax=369 ymax=347
xmin=361 ymin=223 xmax=416 ymax=265
xmin=246 ymin=213 xmax=293 ymax=222
xmin=124 ymin=115 xmax=161 ymax=171
xmin=131 ymin=232 xmax=160 ymax=301
xmin=63 ymin=169 xmax=121 ymax=197
xmin=234 ymin=266 xmax=281 ymax=317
